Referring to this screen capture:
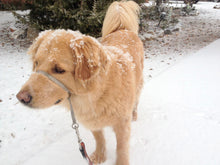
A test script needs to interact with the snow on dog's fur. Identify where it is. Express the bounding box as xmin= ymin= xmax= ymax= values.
xmin=16 ymin=1 xmax=144 ymax=165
